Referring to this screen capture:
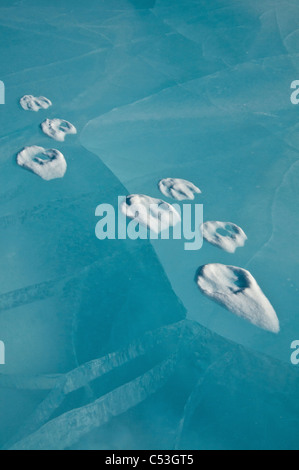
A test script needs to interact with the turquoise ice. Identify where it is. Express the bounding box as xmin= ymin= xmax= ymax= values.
xmin=0 ymin=0 xmax=298 ymax=450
